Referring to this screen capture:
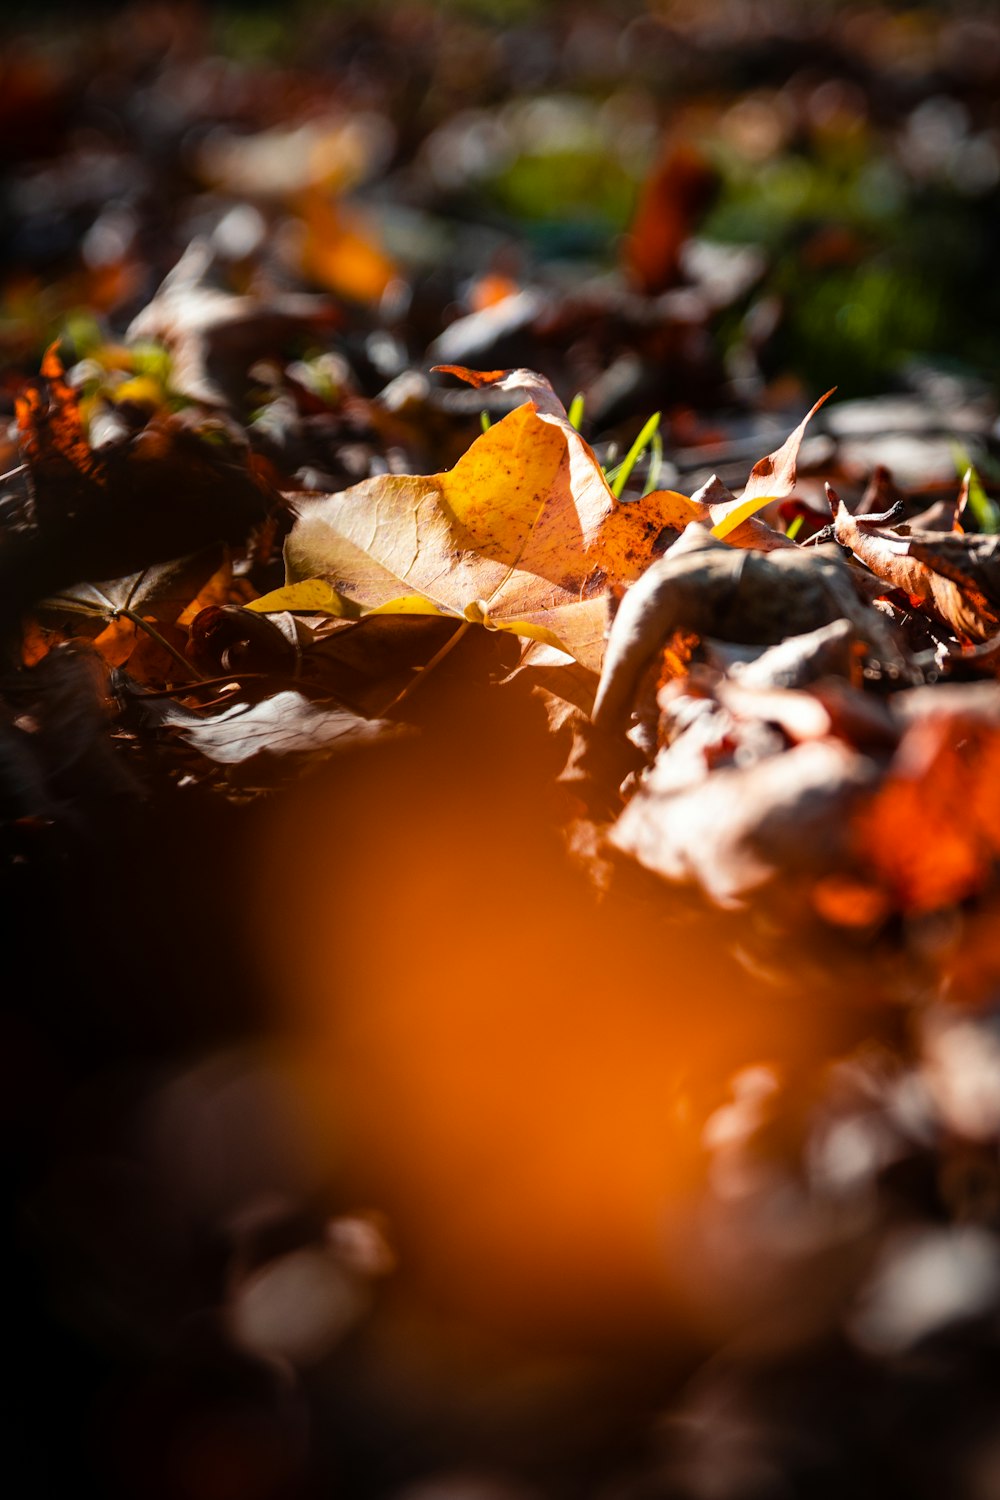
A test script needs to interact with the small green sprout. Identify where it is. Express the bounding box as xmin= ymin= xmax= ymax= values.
xmin=606 ymin=411 xmax=661 ymax=500
xmin=567 ymin=392 xmax=585 ymax=431
xmin=952 ymin=444 xmax=1000 ymax=534
xmin=641 ymin=431 xmax=663 ymax=497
